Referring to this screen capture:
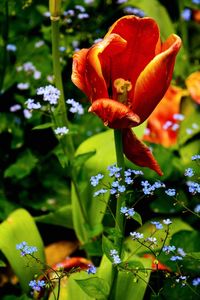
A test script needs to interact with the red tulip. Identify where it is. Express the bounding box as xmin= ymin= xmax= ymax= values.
xmin=71 ymin=15 xmax=181 ymax=175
